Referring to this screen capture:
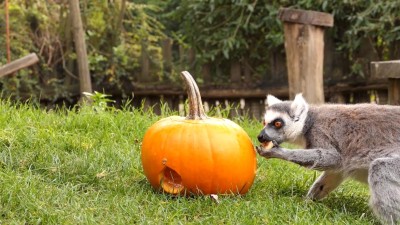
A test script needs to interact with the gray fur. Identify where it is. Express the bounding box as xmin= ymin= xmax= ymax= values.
xmin=257 ymin=94 xmax=400 ymax=224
